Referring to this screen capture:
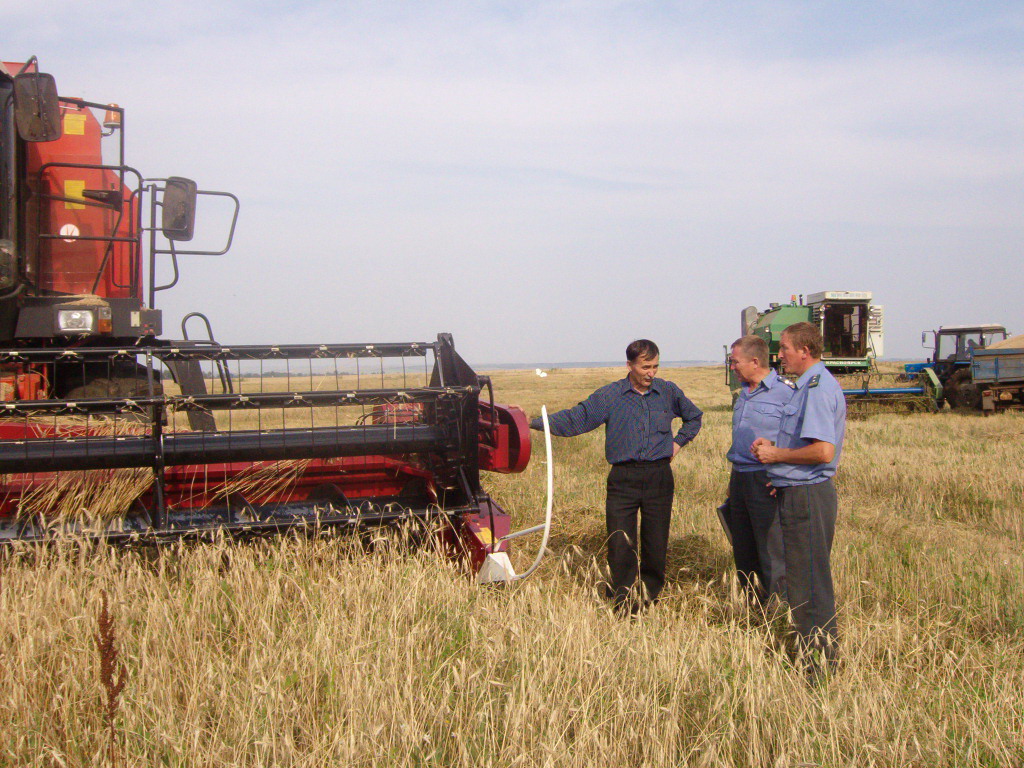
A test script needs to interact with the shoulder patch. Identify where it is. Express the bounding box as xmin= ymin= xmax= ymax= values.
xmin=808 ymin=374 xmax=820 ymax=388
xmin=778 ymin=376 xmax=797 ymax=389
